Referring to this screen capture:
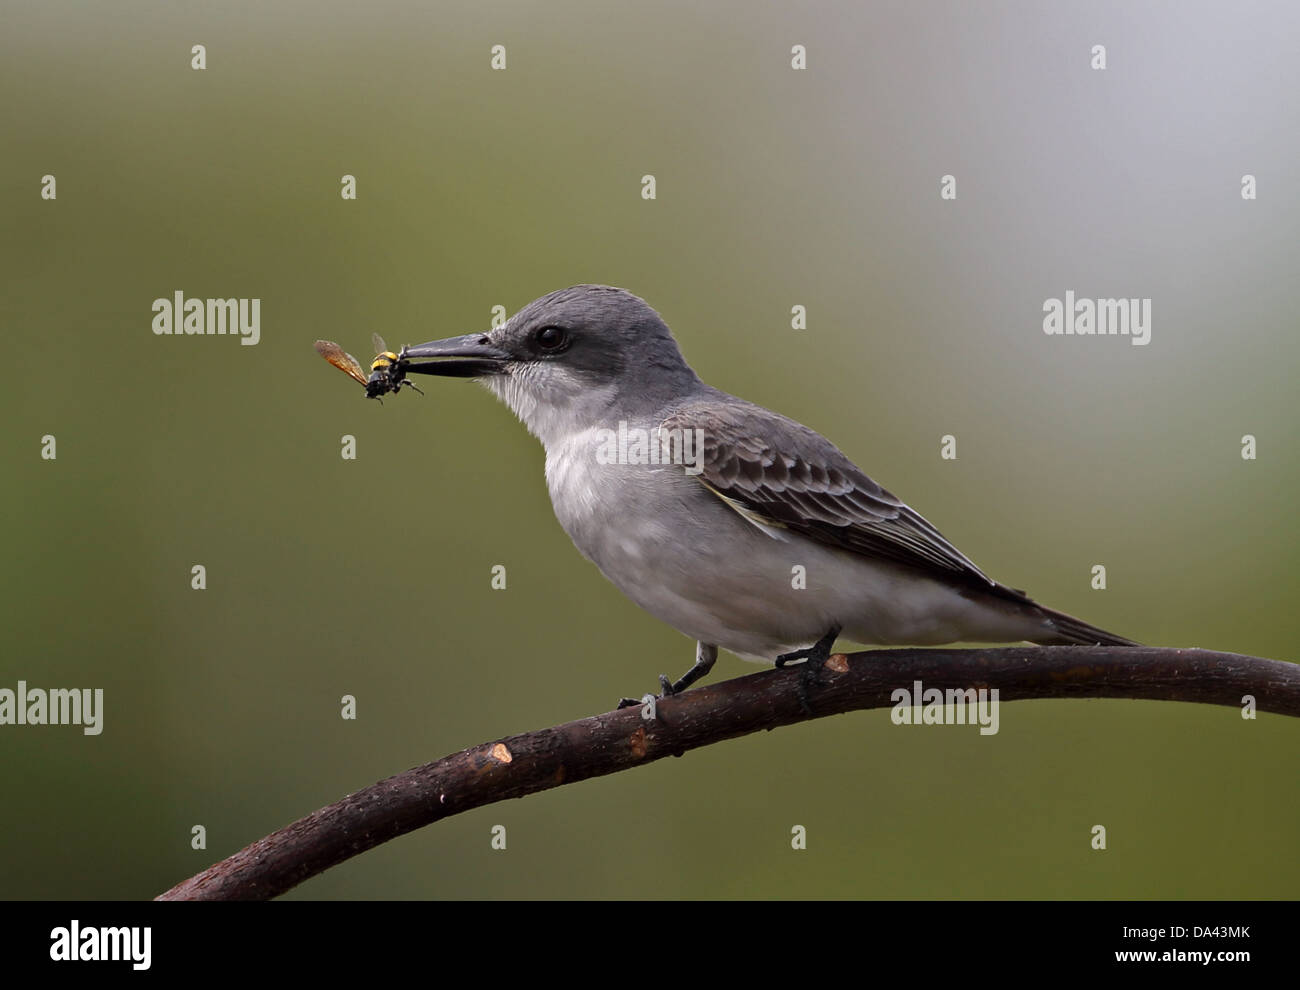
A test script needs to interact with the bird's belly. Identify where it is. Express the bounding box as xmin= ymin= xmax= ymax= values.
xmin=544 ymin=445 xmax=1024 ymax=659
